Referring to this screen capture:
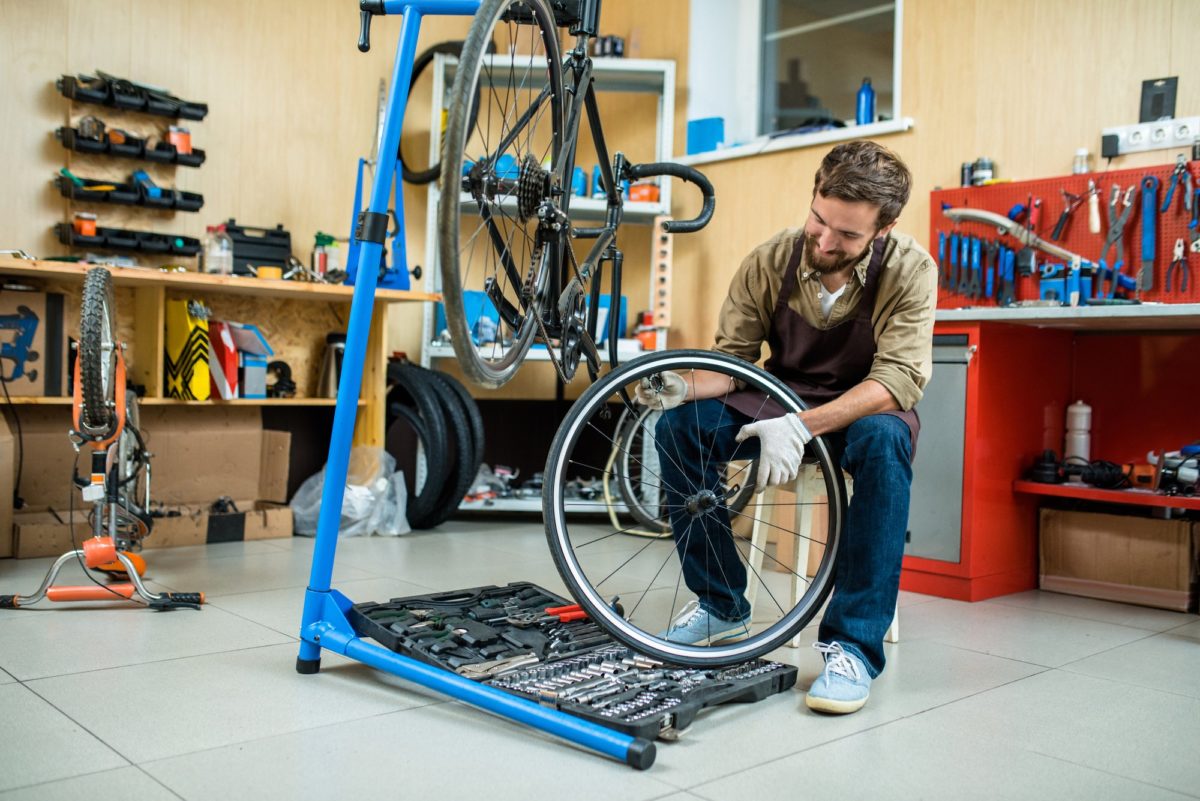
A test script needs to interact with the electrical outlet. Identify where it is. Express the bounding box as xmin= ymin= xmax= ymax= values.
xmin=1102 ymin=117 xmax=1200 ymax=156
